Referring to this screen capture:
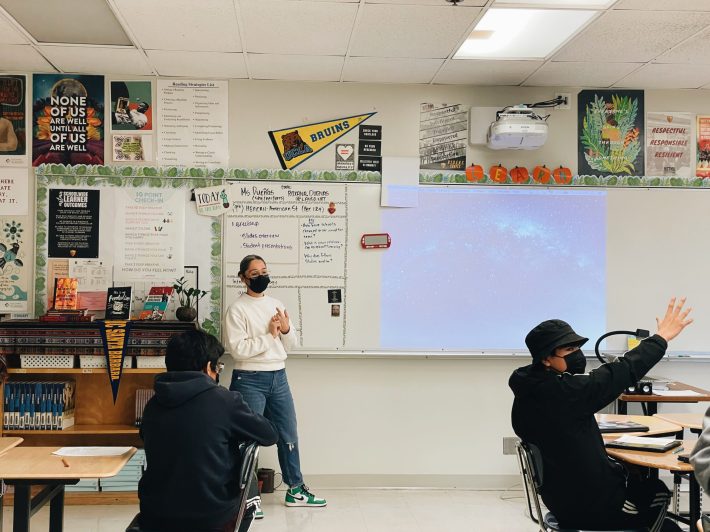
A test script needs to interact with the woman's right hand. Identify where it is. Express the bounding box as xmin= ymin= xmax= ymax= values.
xmin=268 ymin=315 xmax=281 ymax=338
xmin=656 ymin=297 xmax=693 ymax=342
